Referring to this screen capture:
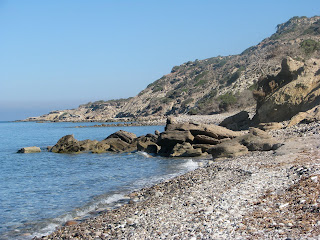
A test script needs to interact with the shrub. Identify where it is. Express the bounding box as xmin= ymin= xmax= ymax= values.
xmin=171 ymin=66 xmax=180 ymax=73
xmin=300 ymin=39 xmax=320 ymax=55
xmin=153 ymin=86 xmax=163 ymax=92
